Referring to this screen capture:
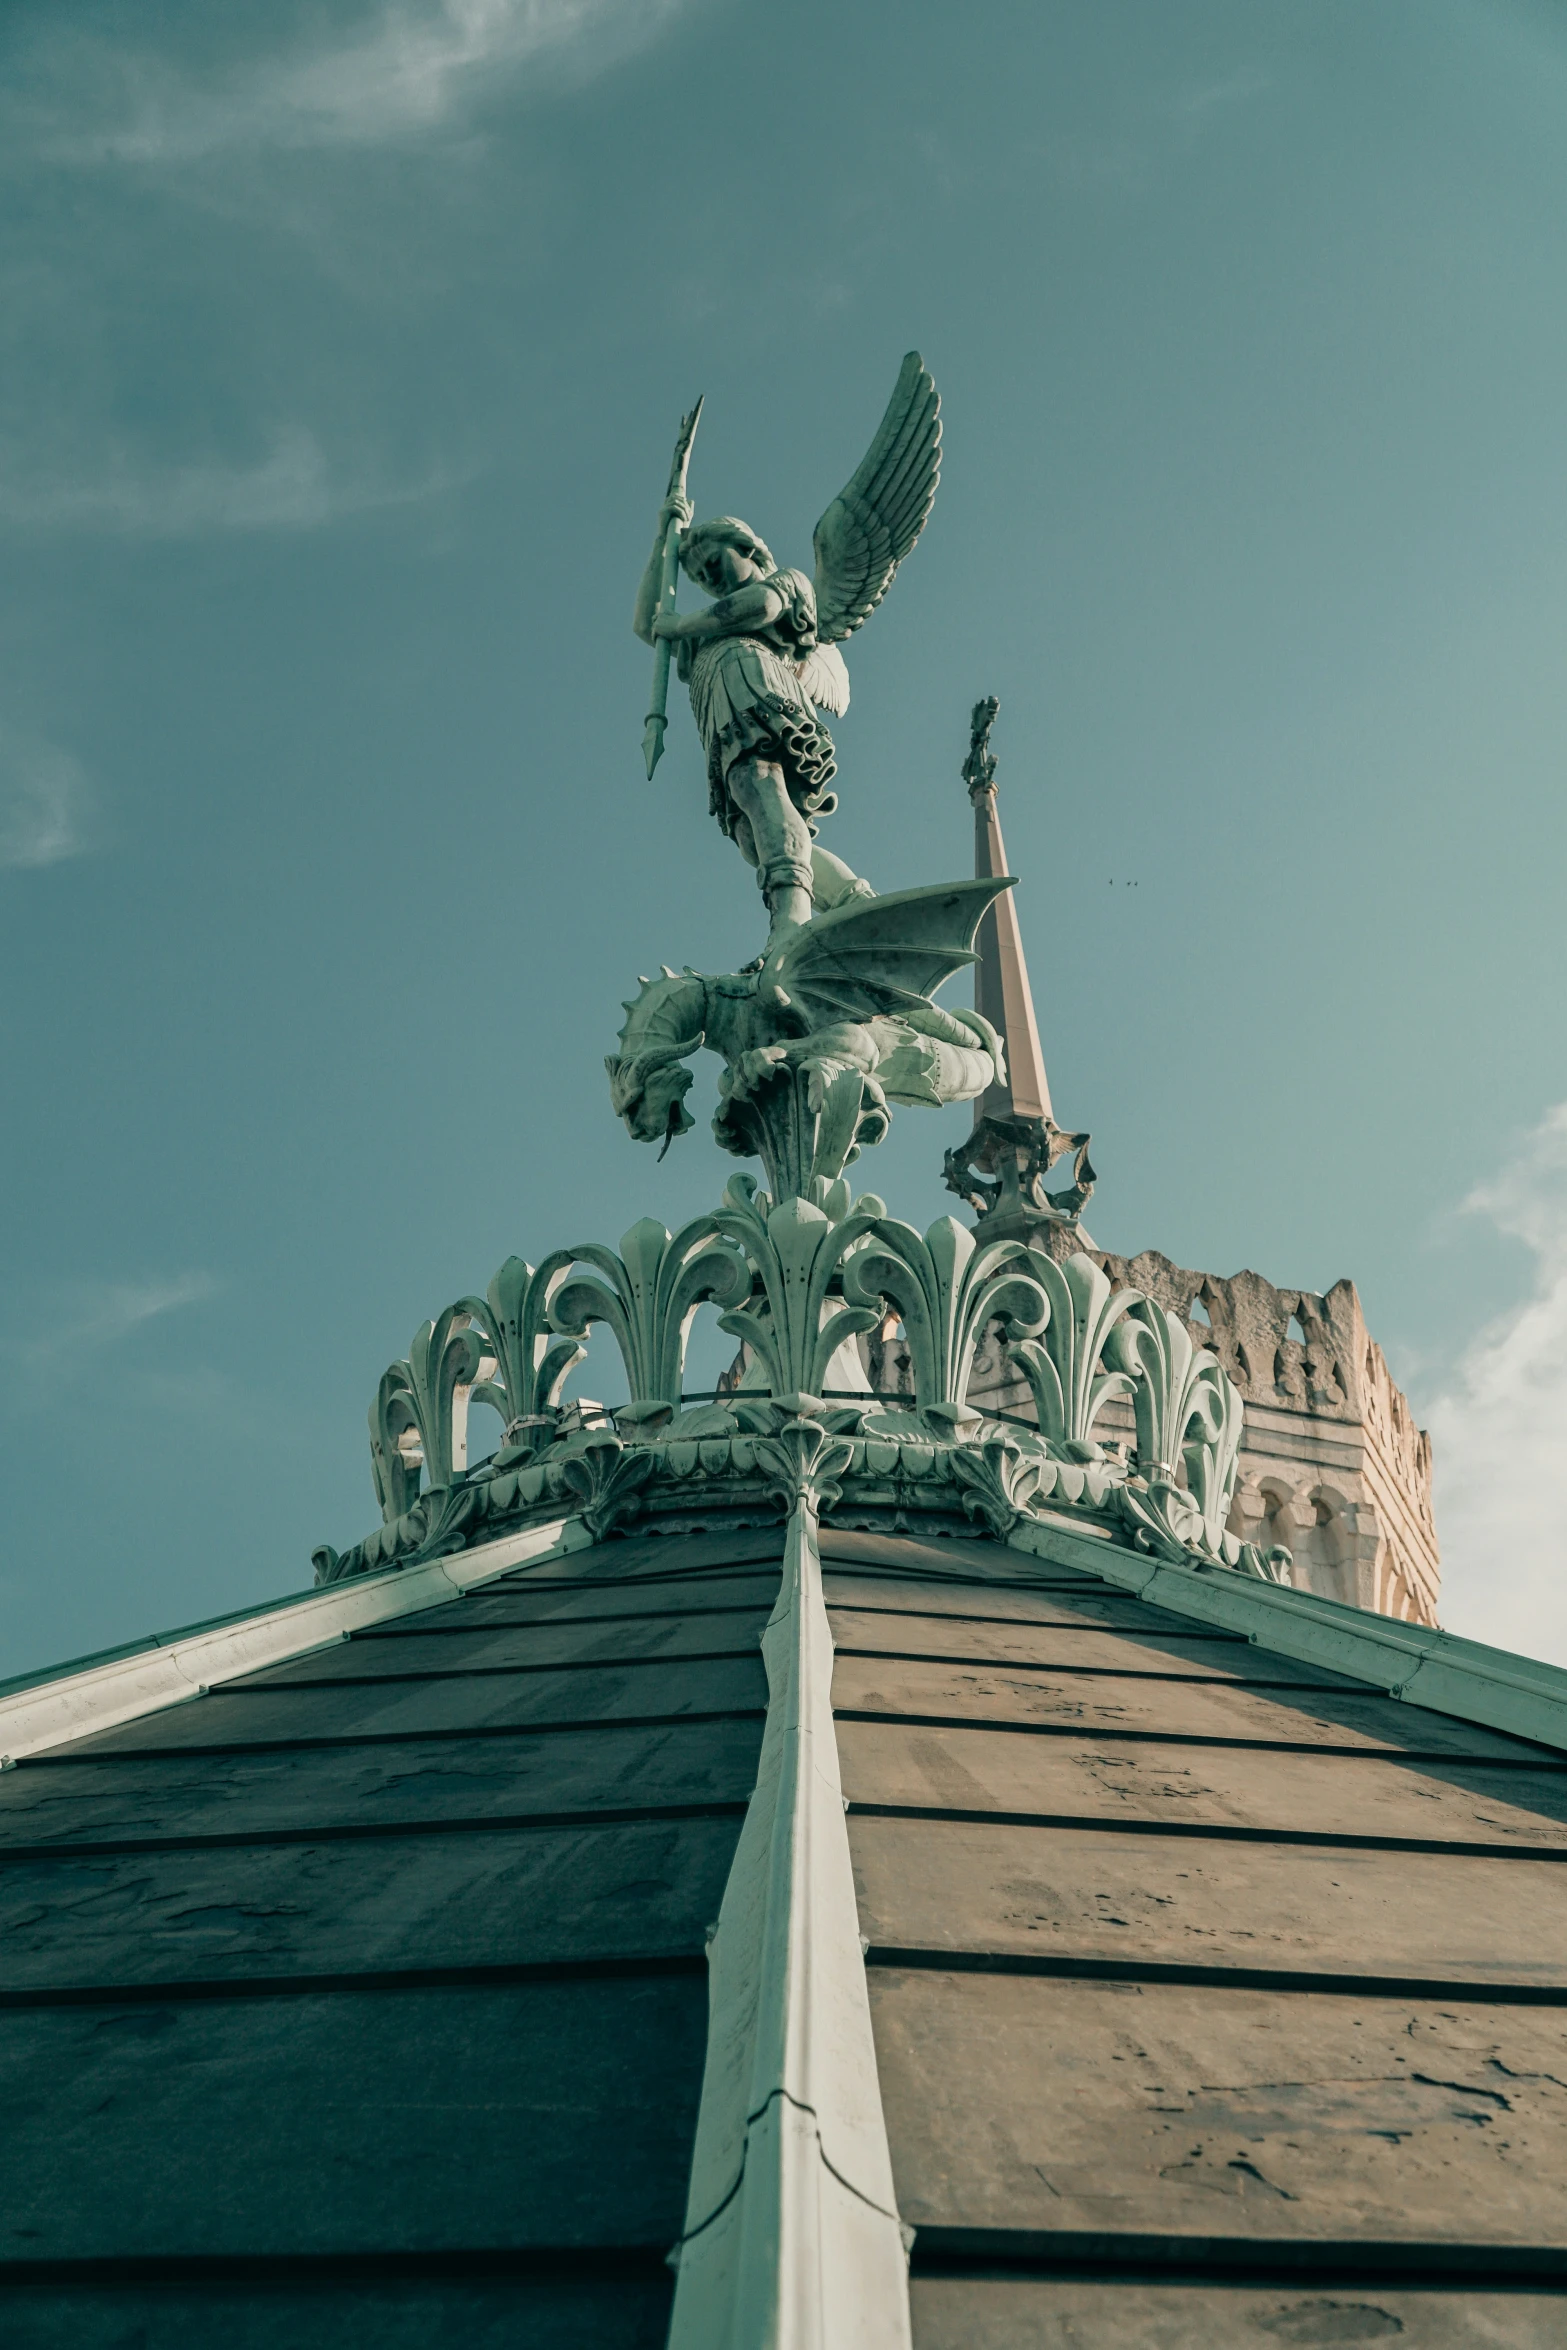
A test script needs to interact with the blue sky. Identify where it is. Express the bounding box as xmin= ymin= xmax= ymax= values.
xmin=3 ymin=0 xmax=1566 ymax=1676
